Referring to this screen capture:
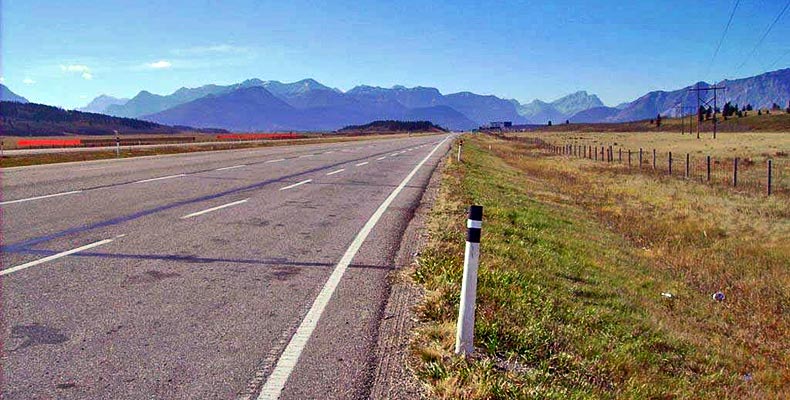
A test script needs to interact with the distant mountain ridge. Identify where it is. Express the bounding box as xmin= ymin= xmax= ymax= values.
xmin=80 ymin=67 xmax=790 ymax=131
xmin=516 ymin=91 xmax=604 ymax=124
xmin=586 ymin=68 xmax=790 ymax=123
xmin=78 ymin=94 xmax=128 ymax=113
xmin=0 ymin=84 xmax=29 ymax=103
